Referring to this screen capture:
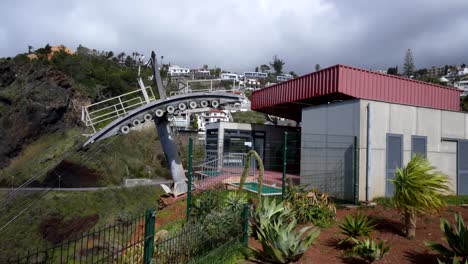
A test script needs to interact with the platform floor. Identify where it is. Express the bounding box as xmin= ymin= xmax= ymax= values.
xmin=194 ymin=169 xmax=299 ymax=190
